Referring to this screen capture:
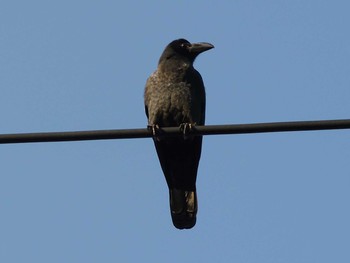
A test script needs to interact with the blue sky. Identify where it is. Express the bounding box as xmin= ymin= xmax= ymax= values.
xmin=1 ymin=1 xmax=350 ymax=262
